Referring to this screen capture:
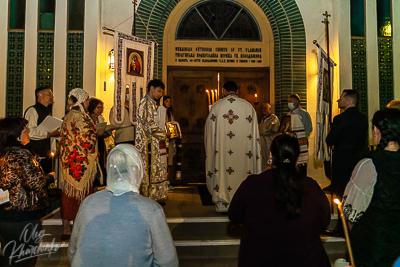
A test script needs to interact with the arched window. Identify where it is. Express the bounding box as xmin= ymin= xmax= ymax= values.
xmin=176 ymin=0 xmax=261 ymax=41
